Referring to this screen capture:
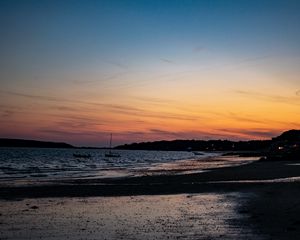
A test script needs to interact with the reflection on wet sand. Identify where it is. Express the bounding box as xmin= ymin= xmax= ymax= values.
xmin=142 ymin=156 xmax=259 ymax=176
xmin=0 ymin=193 xmax=263 ymax=240
xmin=1 ymin=158 xmax=300 ymax=240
